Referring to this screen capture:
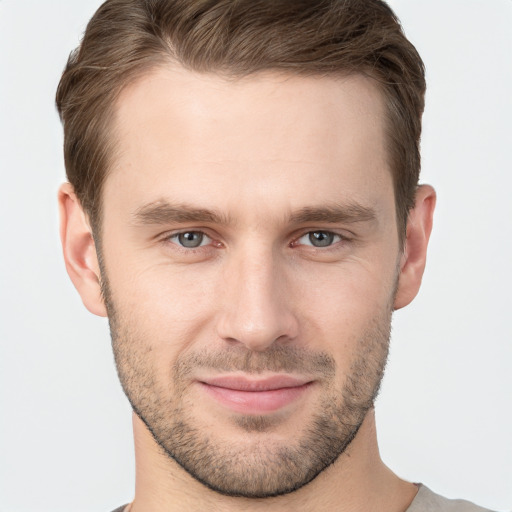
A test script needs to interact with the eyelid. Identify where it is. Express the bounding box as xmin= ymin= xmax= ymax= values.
xmin=171 ymin=231 xmax=211 ymax=247
xmin=159 ymin=228 xmax=207 ymax=240
xmin=158 ymin=229 xmax=224 ymax=251
xmin=291 ymin=229 xmax=350 ymax=248
xmin=157 ymin=227 xmax=350 ymax=249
